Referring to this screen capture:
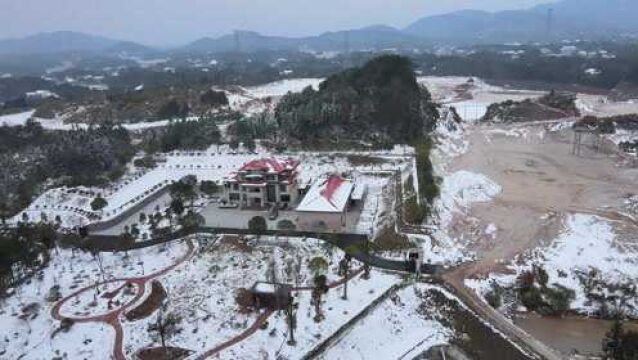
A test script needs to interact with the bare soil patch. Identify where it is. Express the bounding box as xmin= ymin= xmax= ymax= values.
xmin=137 ymin=346 xmax=191 ymax=360
xmin=449 ymin=123 xmax=638 ymax=273
xmin=125 ymin=280 xmax=167 ymax=321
